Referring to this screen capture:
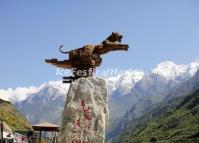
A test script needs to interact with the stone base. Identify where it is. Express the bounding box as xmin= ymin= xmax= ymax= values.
xmin=58 ymin=77 xmax=109 ymax=143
